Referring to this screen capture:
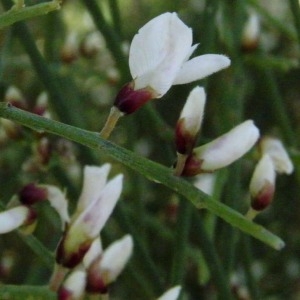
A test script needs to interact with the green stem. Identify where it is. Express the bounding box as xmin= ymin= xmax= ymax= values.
xmin=0 ymin=103 xmax=285 ymax=251
xmin=108 ymin=0 xmax=122 ymax=37
xmin=241 ymin=236 xmax=262 ymax=300
xmin=0 ymin=0 xmax=60 ymax=29
xmin=259 ymin=68 xmax=295 ymax=146
xmin=82 ymin=0 xmax=128 ymax=81
xmin=193 ymin=211 xmax=233 ymax=300
xmin=169 ymin=199 xmax=192 ymax=285
xmin=115 ymin=202 xmax=164 ymax=293
xmin=247 ymin=0 xmax=297 ymax=41
xmin=0 ymin=285 xmax=55 ymax=299
xmin=288 ymin=0 xmax=300 ymax=47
